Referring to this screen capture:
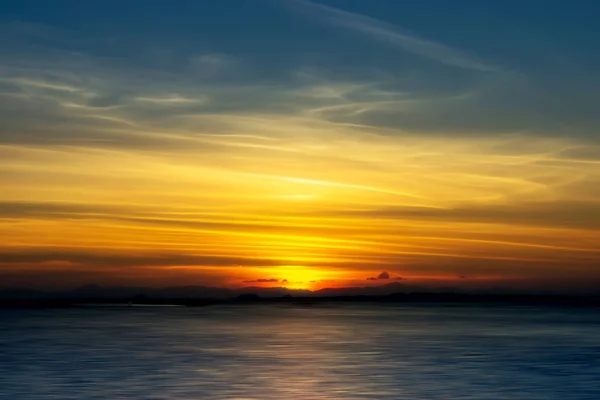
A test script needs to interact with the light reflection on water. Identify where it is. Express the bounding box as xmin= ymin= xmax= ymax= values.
xmin=1 ymin=304 xmax=599 ymax=399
